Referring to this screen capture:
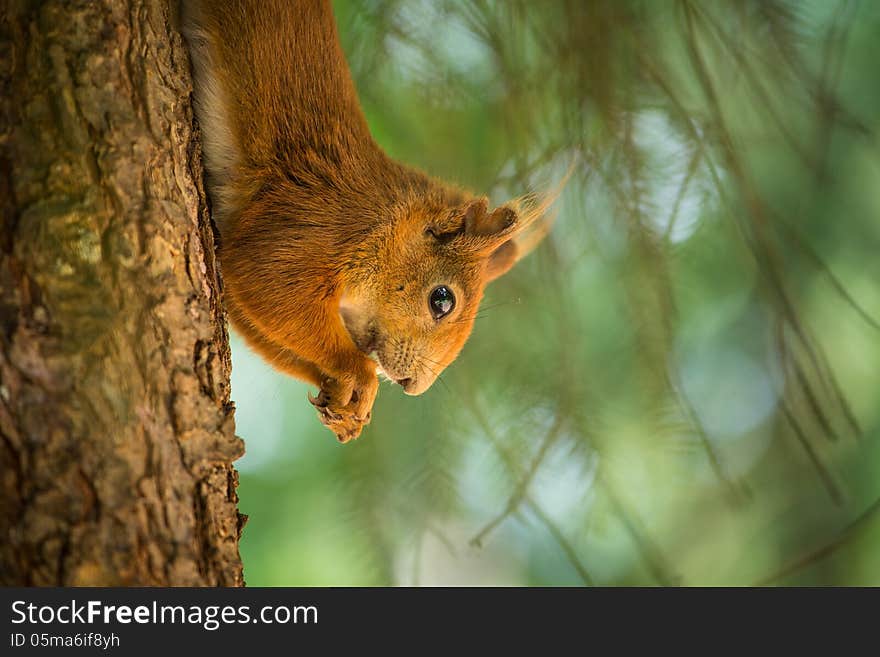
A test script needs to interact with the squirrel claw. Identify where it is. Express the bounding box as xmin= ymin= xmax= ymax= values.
xmin=322 ymin=411 xmax=369 ymax=443
xmin=326 ymin=415 xmax=366 ymax=443
xmin=318 ymin=408 xmax=342 ymax=423
xmin=309 ymin=374 xmax=378 ymax=443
